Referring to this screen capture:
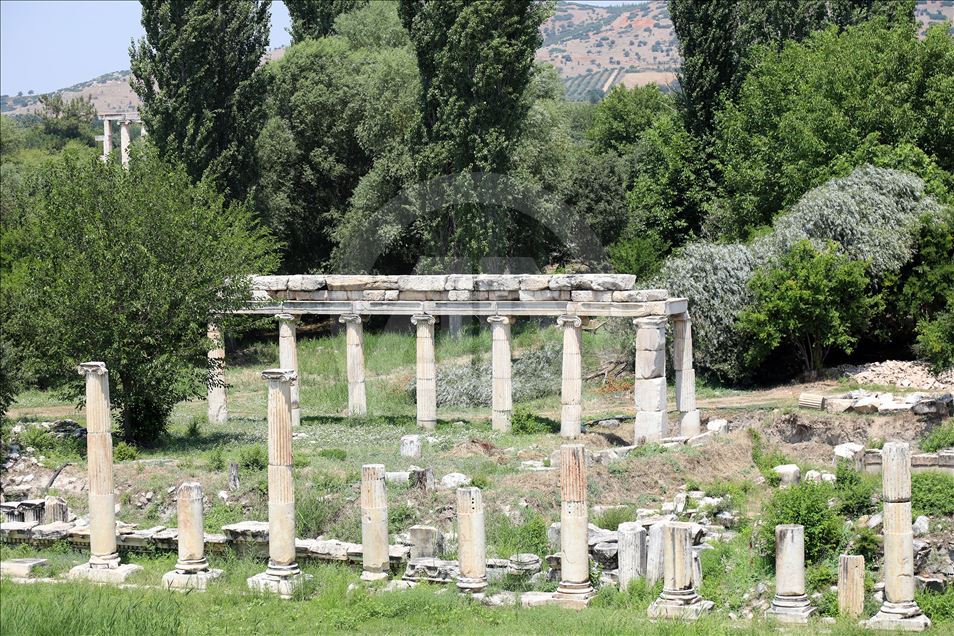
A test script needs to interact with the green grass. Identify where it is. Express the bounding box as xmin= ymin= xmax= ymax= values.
xmin=920 ymin=419 xmax=954 ymax=453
